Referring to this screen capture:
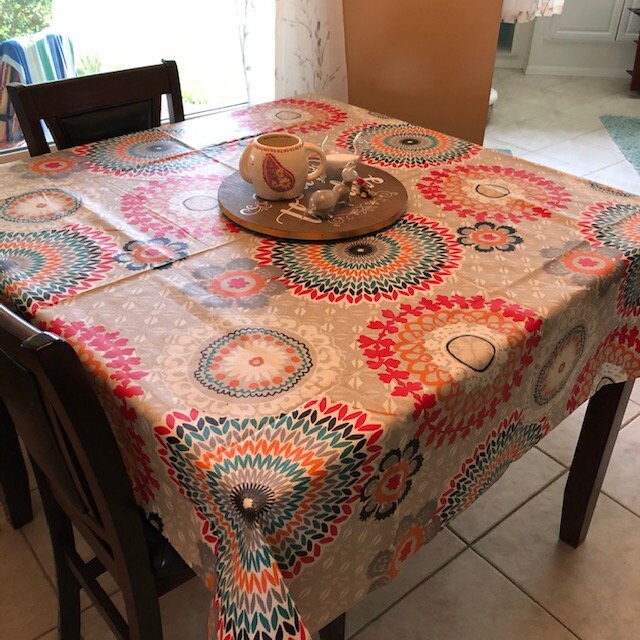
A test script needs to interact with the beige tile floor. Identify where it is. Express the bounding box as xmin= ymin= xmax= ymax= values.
xmin=485 ymin=69 xmax=640 ymax=195
xmin=3 ymin=71 xmax=640 ymax=639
